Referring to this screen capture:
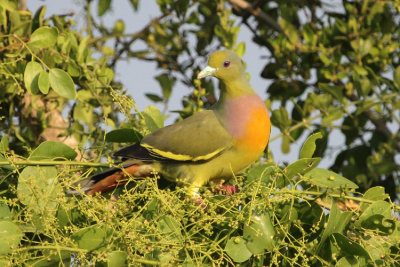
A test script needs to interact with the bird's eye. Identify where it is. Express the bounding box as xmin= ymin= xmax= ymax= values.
xmin=223 ymin=61 xmax=231 ymax=68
